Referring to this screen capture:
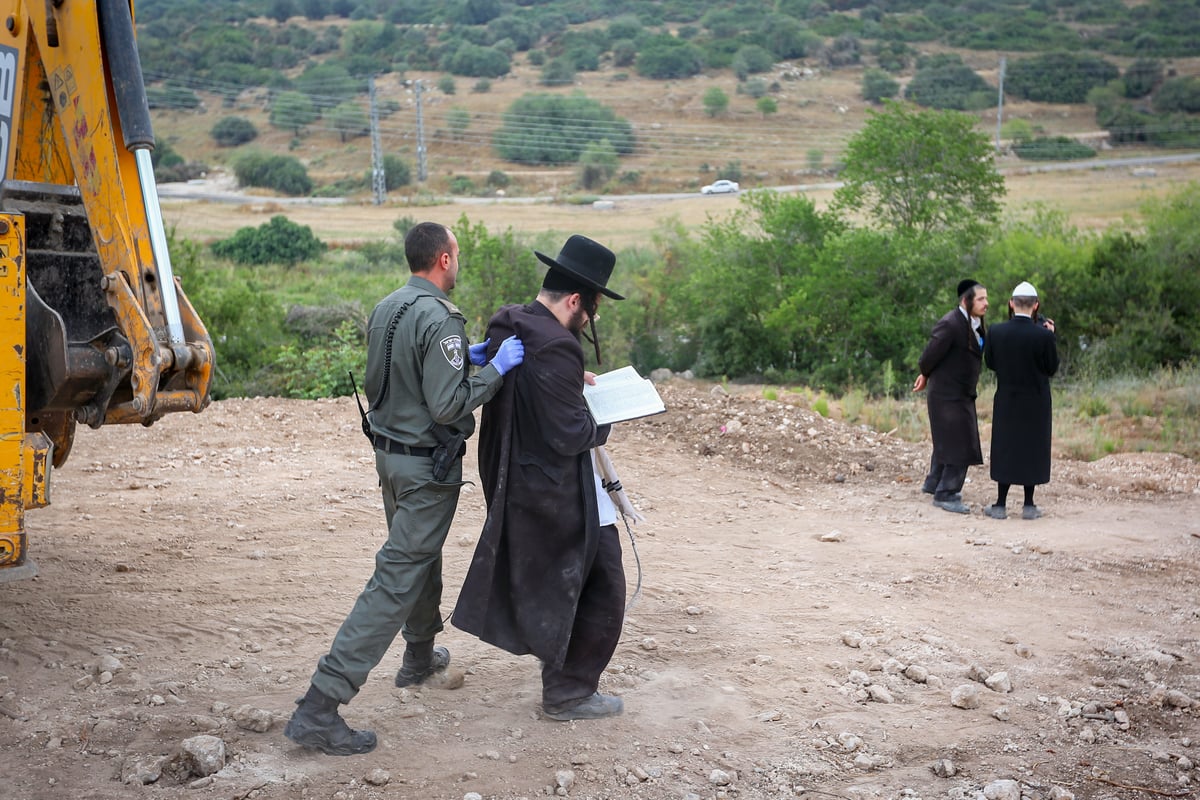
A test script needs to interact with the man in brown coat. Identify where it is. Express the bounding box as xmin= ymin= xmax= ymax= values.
xmin=913 ymin=279 xmax=989 ymax=514
xmin=453 ymin=235 xmax=627 ymax=721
